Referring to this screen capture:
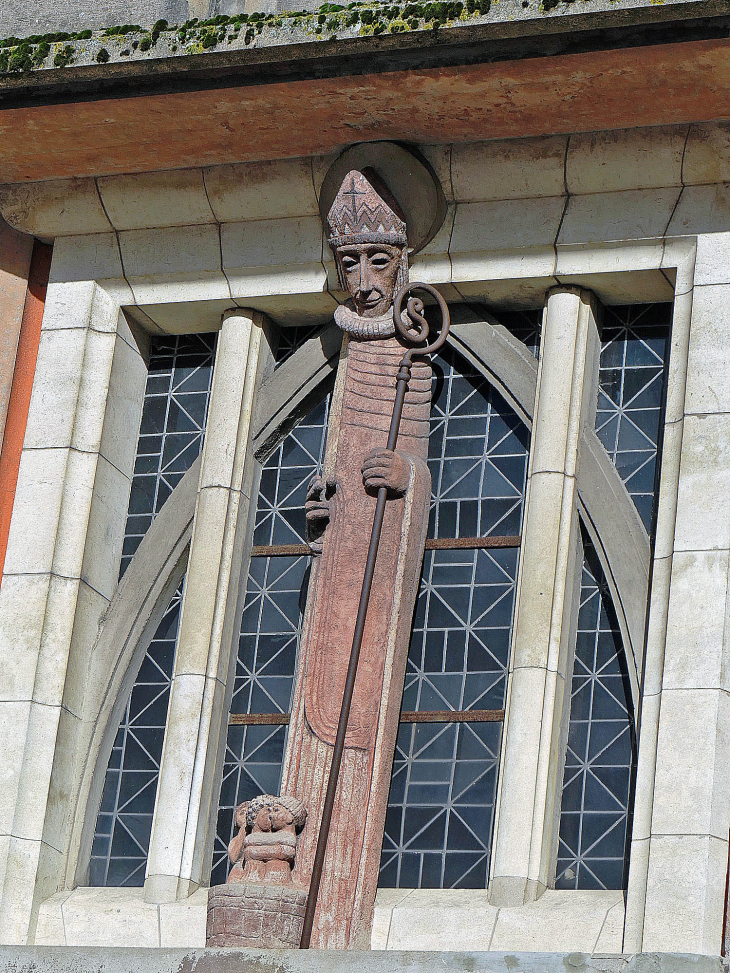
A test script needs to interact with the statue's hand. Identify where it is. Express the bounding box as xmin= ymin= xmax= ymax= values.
xmin=233 ymin=802 xmax=248 ymax=832
xmin=362 ymin=448 xmax=411 ymax=497
xmin=306 ymin=475 xmax=331 ymax=553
